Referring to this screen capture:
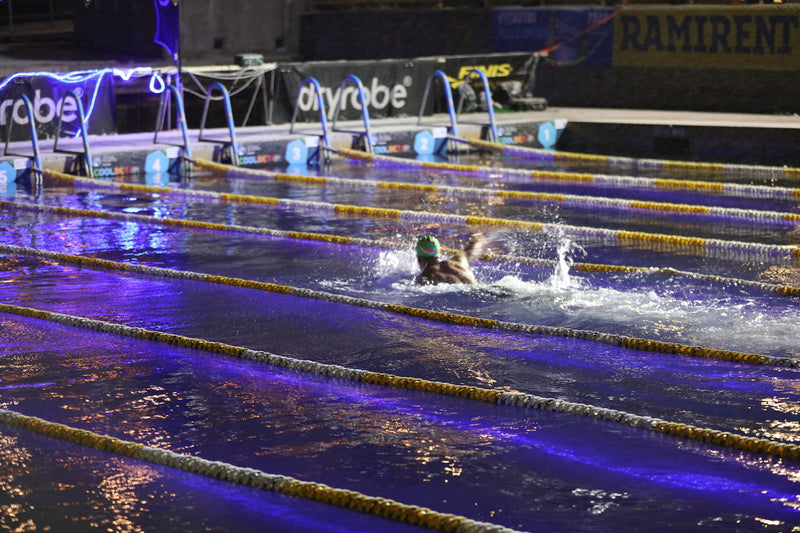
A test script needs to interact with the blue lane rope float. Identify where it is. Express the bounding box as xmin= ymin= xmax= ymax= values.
xmin=38 ymin=170 xmax=800 ymax=264
xmin=4 ymin=200 xmax=800 ymax=298
xmin=331 ymin=146 xmax=800 ymax=201
xmin=0 ymin=407 xmax=523 ymax=533
xmin=191 ymin=158 xmax=800 ymax=227
xmin=1 ymin=242 xmax=796 ymax=369
xmin=1 ymin=302 xmax=799 ymax=462
xmin=463 ymin=137 xmax=800 ymax=181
